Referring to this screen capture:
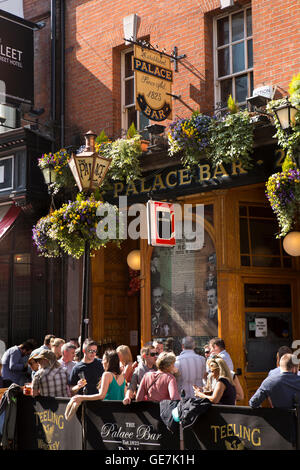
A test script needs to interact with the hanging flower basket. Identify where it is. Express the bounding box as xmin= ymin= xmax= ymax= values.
xmin=168 ymin=109 xmax=254 ymax=169
xmin=32 ymin=214 xmax=61 ymax=258
xmin=38 ymin=149 xmax=75 ymax=193
xmin=266 ymin=165 xmax=300 ymax=237
xmin=206 ymin=110 xmax=254 ymax=169
xmin=168 ymin=111 xmax=212 ymax=167
xmin=33 ymin=196 xmax=121 ymax=259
